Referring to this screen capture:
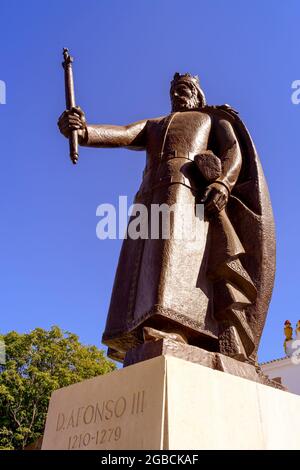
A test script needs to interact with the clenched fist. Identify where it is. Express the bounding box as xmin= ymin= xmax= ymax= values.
xmin=200 ymin=182 xmax=229 ymax=215
xmin=57 ymin=106 xmax=87 ymax=142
